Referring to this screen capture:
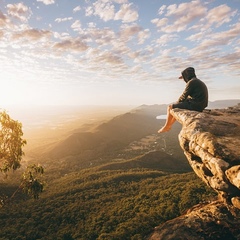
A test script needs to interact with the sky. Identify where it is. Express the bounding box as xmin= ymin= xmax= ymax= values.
xmin=0 ymin=0 xmax=240 ymax=107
